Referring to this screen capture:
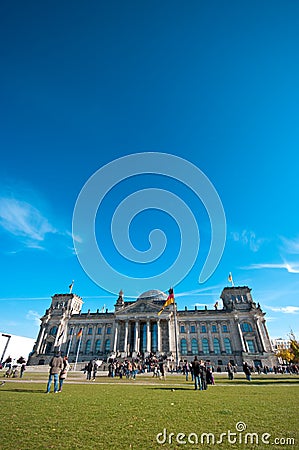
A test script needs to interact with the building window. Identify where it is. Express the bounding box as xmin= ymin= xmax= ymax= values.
xmin=106 ymin=327 xmax=111 ymax=335
xmin=49 ymin=326 xmax=58 ymax=336
xmin=45 ymin=342 xmax=53 ymax=354
xmin=191 ymin=338 xmax=198 ymax=355
xmin=151 ymin=322 xmax=158 ymax=352
xmin=218 ymin=359 xmax=223 ymax=366
xmin=105 ymin=339 xmax=110 ymax=352
xmin=180 ymin=325 xmax=185 ymax=333
xmin=141 ymin=323 xmax=147 ymax=353
xmin=246 ymin=340 xmax=256 ymax=353
xmin=202 ymin=338 xmax=209 ymax=354
xmin=88 ymin=328 xmax=93 ymax=335
xmin=222 ymin=325 xmax=228 ymax=333
xmin=213 ymin=338 xmax=221 ymax=354
xmin=201 ymin=325 xmax=207 ymax=333
xmin=85 ymin=339 xmax=91 ymax=354
xmin=190 ymin=325 xmax=196 ymax=333
xmin=181 ymin=338 xmax=187 ymax=355
xmin=95 ymin=339 xmax=101 ymax=353
xmin=224 ymin=338 xmax=232 ymax=354
xmin=211 ymin=325 xmax=217 ymax=333
xmin=97 ymin=328 xmax=102 ymax=334
xmin=241 ymin=322 xmax=253 ymax=332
